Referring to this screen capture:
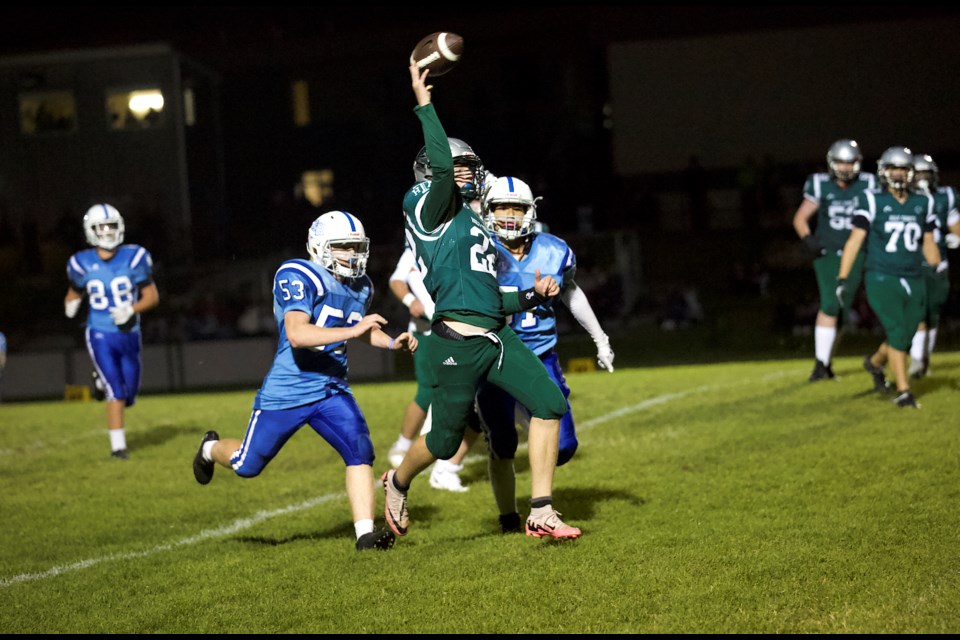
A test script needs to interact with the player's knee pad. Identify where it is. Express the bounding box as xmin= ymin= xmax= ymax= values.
xmin=486 ymin=426 xmax=519 ymax=460
xmin=557 ymin=440 xmax=578 ymax=467
xmin=527 ymin=383 xmax=568 ymax=421
xmin=341 ymin=433 xmax=375 ymax=466
xmin=425 ymin=429 xmax=463 ymax=461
